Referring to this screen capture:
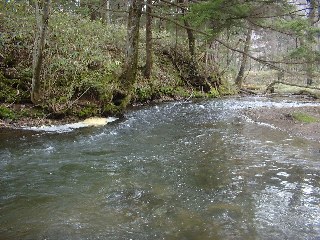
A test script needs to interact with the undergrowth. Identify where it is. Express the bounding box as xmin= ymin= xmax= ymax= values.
xmin=1 ymin=5 xmax=234 ymax=118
